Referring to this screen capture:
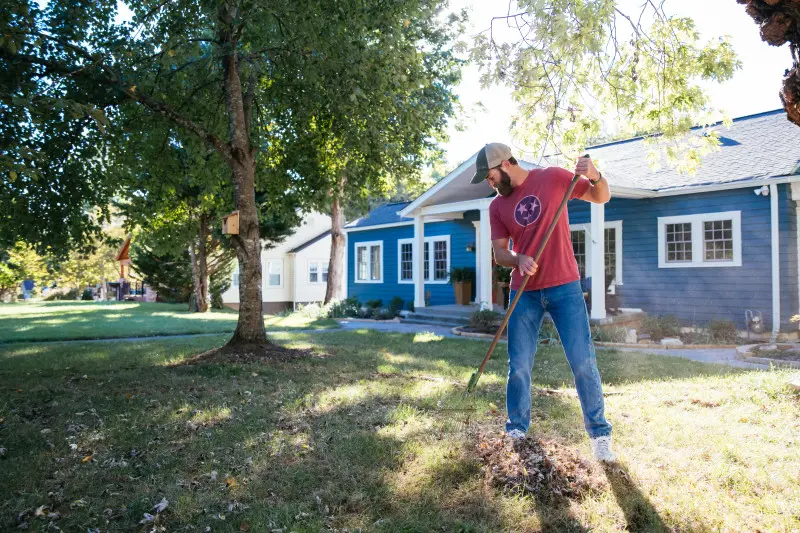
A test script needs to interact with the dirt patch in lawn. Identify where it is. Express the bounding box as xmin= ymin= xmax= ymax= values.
xmin=750 ymin=345 xmax=800 ymax=362
xmin=172 ymin=342 xmax=323 ymax=366
xmin=477 ymin=431 xmax=608 ymax=500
